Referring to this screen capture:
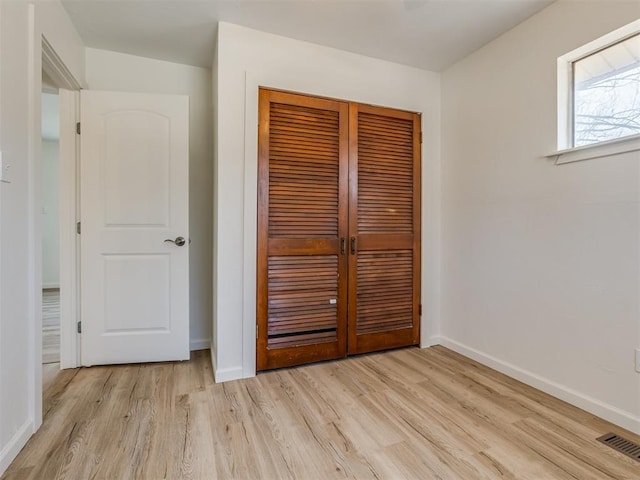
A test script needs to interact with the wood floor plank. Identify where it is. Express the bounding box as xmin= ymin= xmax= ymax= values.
xmin=42 ymin=289 xmax=60 ymax=364
xmin=425 ymin=347 xmax=640 ymax=442
xmin=513 ymin=417 xmax=639 ymax=479
xmin=4 ymin=347 xmax=639 ymax=480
